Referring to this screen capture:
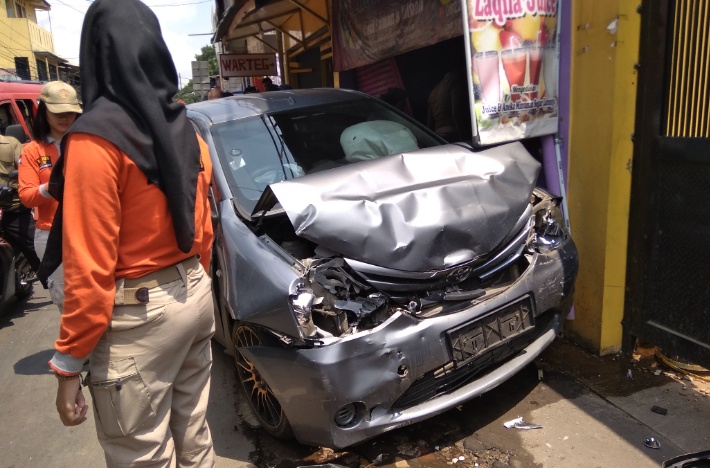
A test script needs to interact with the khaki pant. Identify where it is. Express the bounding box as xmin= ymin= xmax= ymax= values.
xmin=88 ymin=257 xmax=216 ymax=467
